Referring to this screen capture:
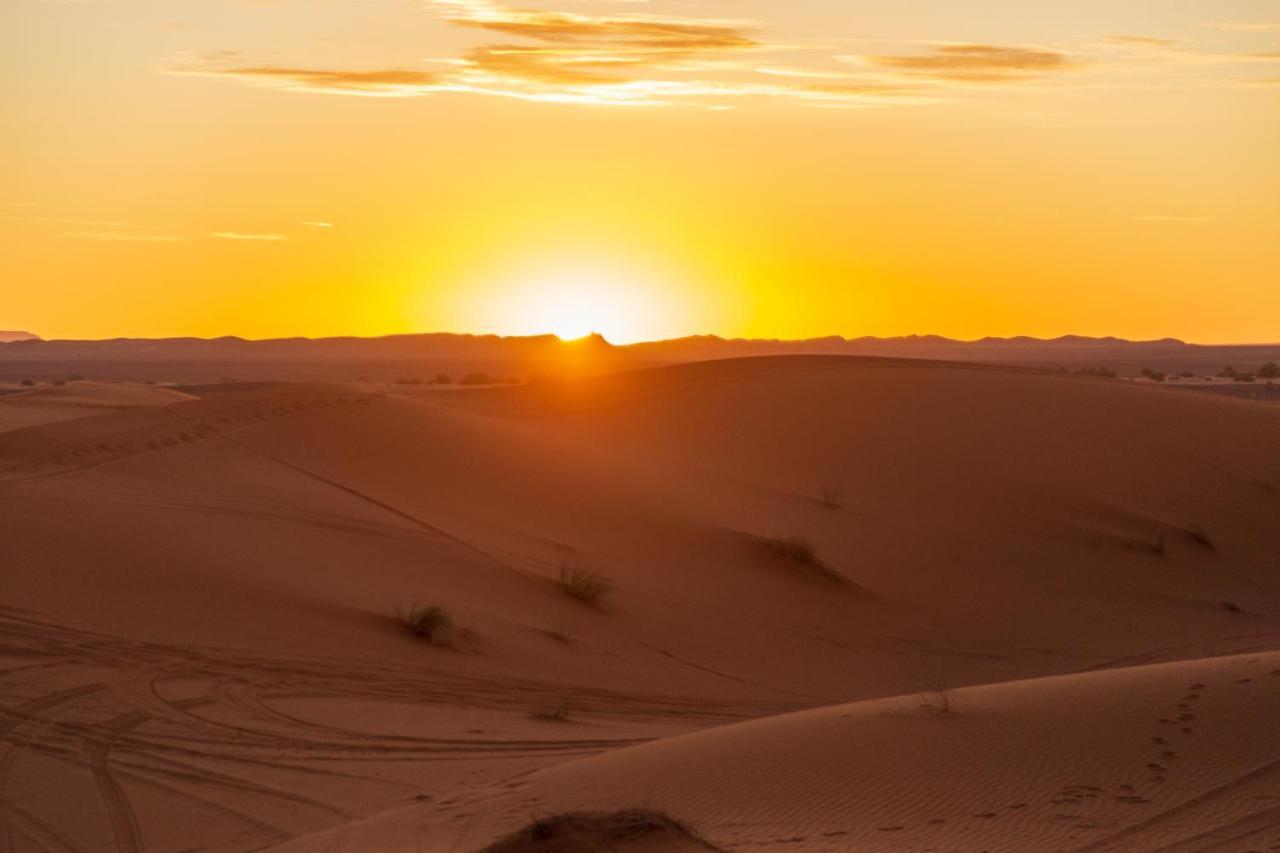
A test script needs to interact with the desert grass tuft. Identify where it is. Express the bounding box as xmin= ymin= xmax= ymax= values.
xmin=532 ymin=696 xmax=573 ymax=722
xmin=557 ymin=562 xmax=615 ymax=606
xmin=542 ymin=621 xmax=576 ymax=644
xmin=758 ymin=535 xmax=845 ymax=583
xmin=820 ymin=483 xmax=844 ymax=509
xmin=397 ymin=604 xmax=455 ymax=644
xmin=1186 ymin=524 xmax=1215 ymax=550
